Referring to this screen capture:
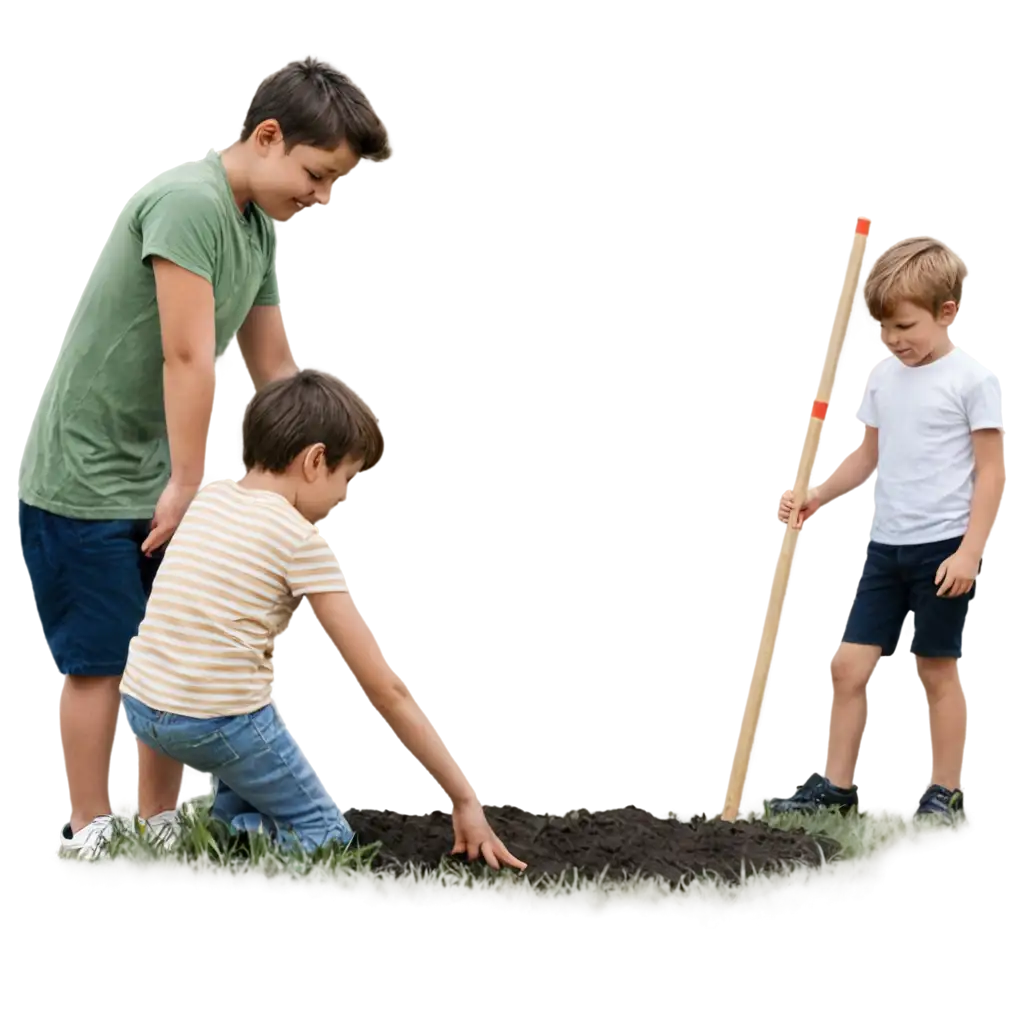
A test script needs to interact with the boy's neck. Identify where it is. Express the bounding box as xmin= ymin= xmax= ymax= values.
xmin=917 ymin=334 xmax=955 ymax=366
xmin=238 ymin=469 xmax=298 ymax=507
xmin=217 ymin=143 xmax=255 ymax=214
